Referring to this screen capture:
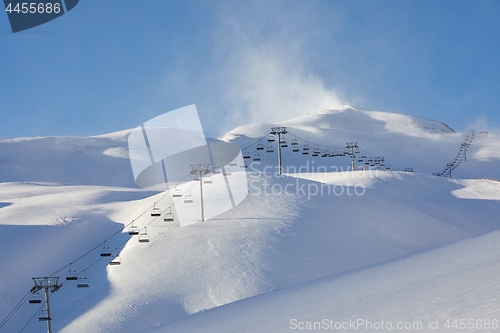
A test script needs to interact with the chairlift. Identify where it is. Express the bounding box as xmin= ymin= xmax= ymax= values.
xmin=302 ymin=144 xmax=310 ymax=155
xmin=291 ymin=138 xmax=298 ymax=146
xmin=184 ymin=190 xmax=194 ymax=203
xmin=39 ymin=309 xmax=51 ymax=321
xmin=109 ymin=251 xmax=121 ymax=266
xmin=128 ymin=221 xmax=140 ymax=235
xmin=203 ymin=176 xmax=213 ymax=184
xmin=256 ymin=143 xmax=264 ymax=150
xmin=253 ymin=153 xmax=261 ymax=161
xmin=172 ymin=186 xmax=182 ymax=198
xmin=268 ymin=134 xmax=276 ymax=142
xmin=138 ymin=228 xmax=150 ymax=243
xmin=151 ymin=203 xmax=161 ymax=217
xmin=100 ymin=242 xmax=112 ymax=257
xmin=66 ymin=264 xmax=78 ymax=281
xmin=29 ymin=292 xmax=42 ymax=304
xmin=243 ymin=150 xmax=251 ymax=159
xmin=312 ymin=147 xmax=321 ymax=156
xmin=266 ymin=145 xmax=274 ymax=153
xmin=163 ymin=207 xmax=174 ymax=222
xmin=77 ymin=271 xmax=89 ymax=288
xmin=322 ymin=150 xmax=330 ymax=158
xmin=292 ymin=146 xmax=299 ymax=152
xmin=280 ymin=139 xmax=288 ymax=148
